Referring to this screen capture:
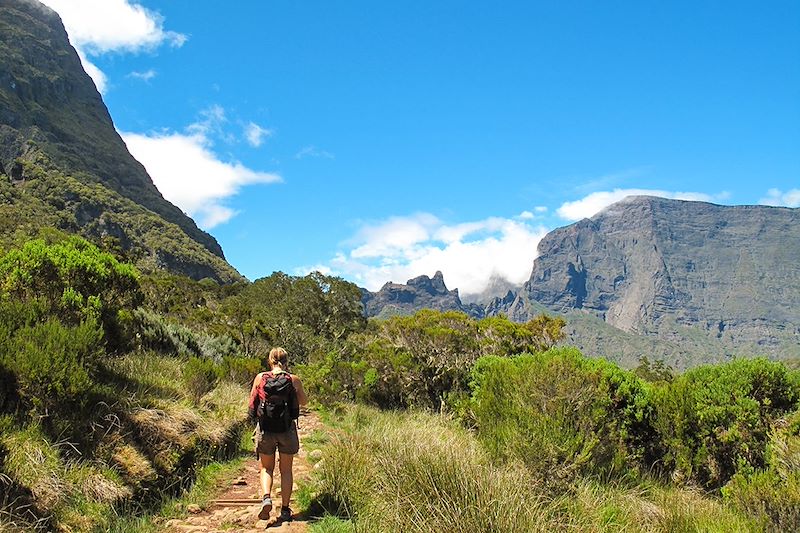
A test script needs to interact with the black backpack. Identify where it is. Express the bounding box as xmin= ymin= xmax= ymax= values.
xmin=257 ymin=372 xmax=299 ymax=433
